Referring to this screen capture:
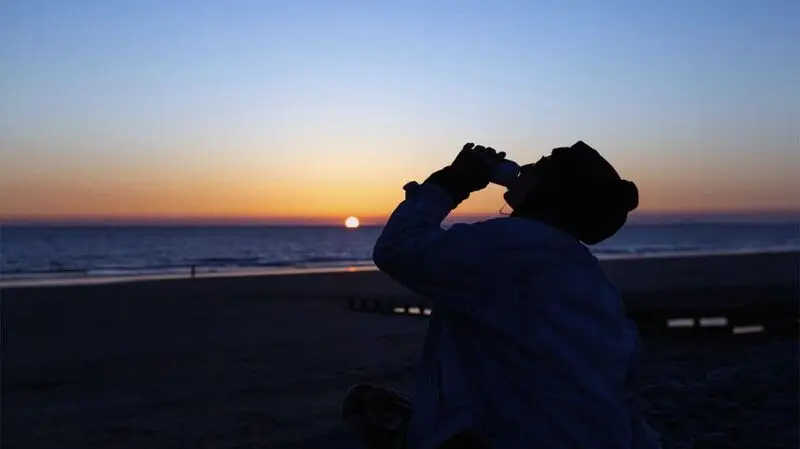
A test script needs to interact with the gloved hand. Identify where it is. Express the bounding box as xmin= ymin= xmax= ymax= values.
xmin=424 ymin=143 xmax=507 ymax=205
